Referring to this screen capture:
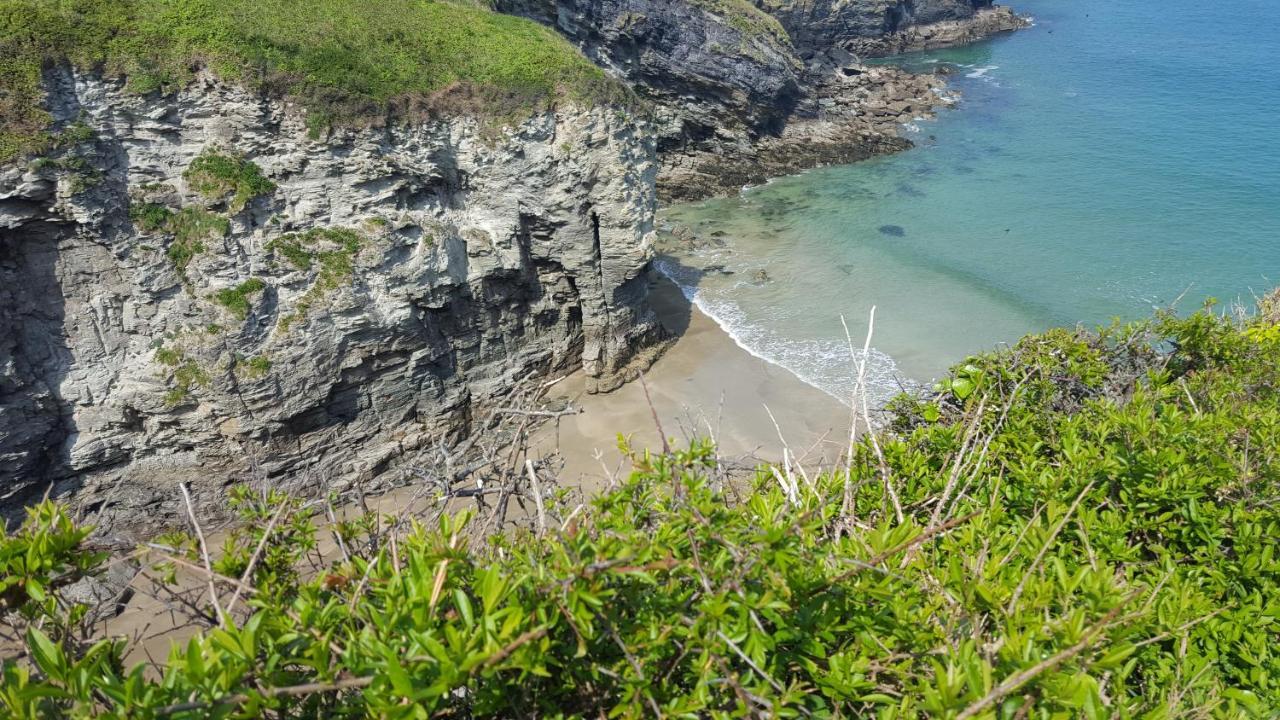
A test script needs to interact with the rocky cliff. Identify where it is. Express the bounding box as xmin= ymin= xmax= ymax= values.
xmin=0 ymin=68 xmax=661 ymax=528
xmin=757 ymin=0 xmax=1028 ymax=58
xmin=0 ymin=0 xmax=1025 ymax=529
xmin=493 ymin=0 xmax=1024 ymax=200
